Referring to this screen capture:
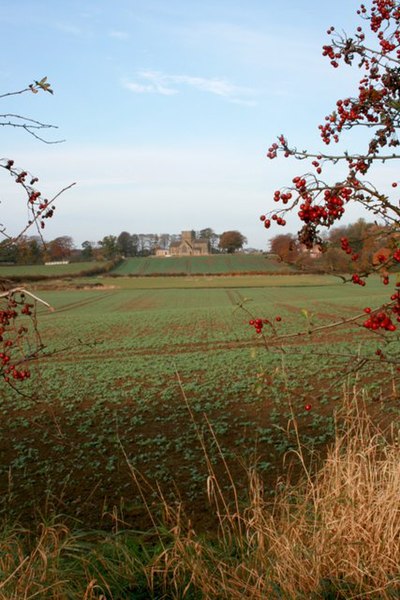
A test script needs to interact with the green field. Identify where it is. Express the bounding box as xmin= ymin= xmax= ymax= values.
xmin=0 ymin=273 xmax=398 ymax=529
xmin=0 ymin=261 xmax=108 ymax=278
xmin=111 ymin=253 xmax=295 ymax=275
xmin=0 ymin=254 xmax=293 ymax=280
